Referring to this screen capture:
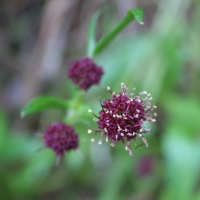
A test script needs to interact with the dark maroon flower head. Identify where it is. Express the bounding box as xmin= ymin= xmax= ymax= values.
xmin=68 ymin=57 xmax=104 ymax=90
xmin=44 ymin=122 xmax=78 ymax=156
xmin=88 ymin=83 xmax=157 ymax=156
